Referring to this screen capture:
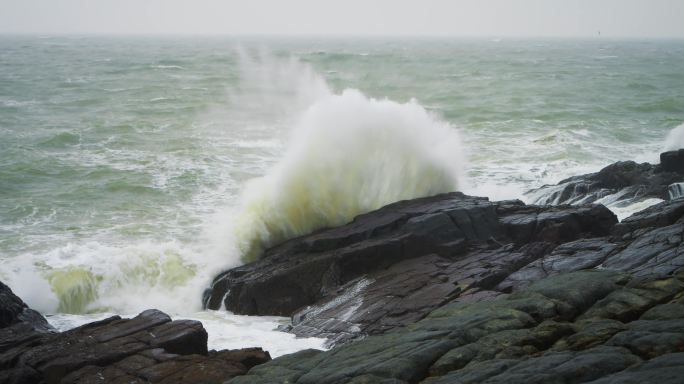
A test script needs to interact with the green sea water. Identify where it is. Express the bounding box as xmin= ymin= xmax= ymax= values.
xmin=1 ymin=37 xmax=683 ymax=350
